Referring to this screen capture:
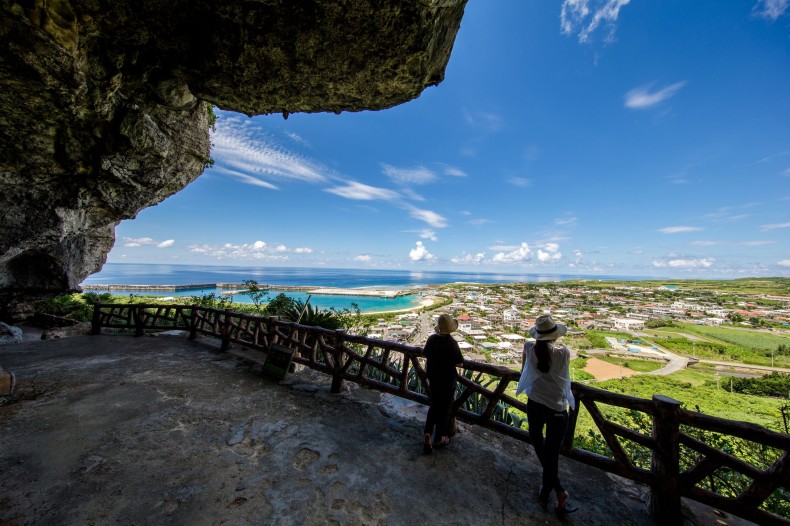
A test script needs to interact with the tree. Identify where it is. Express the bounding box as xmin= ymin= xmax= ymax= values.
xmin=241 ymin=279 xmax=269 ymax=312
xmin=262 ymin=293 xmax=297 ymax=317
